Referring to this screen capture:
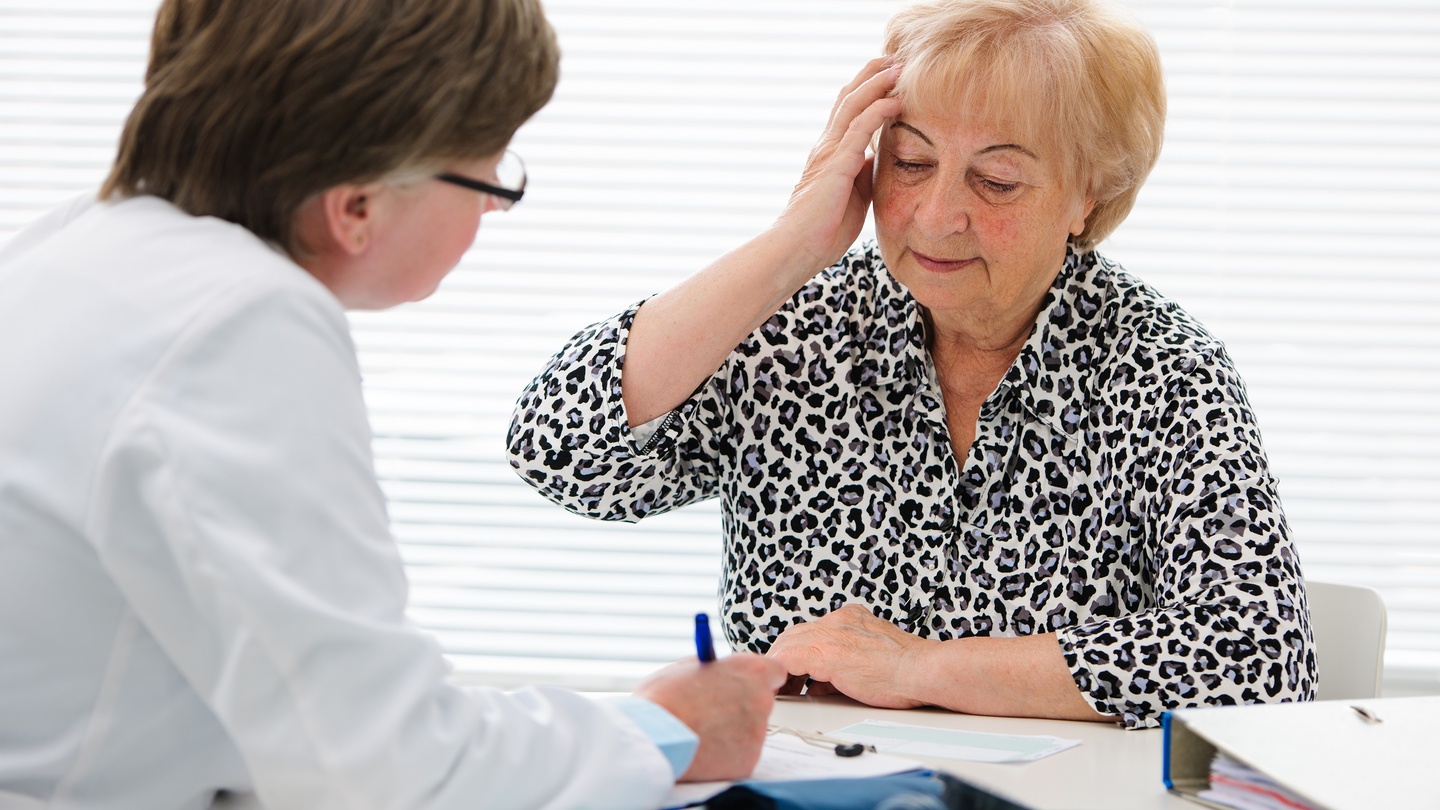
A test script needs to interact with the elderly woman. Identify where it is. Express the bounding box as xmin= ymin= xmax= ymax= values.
xmin=510 ymin=0 xmax=1316 ymax=729
xmin=0 ymin=0 xmax=785 ymax=807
